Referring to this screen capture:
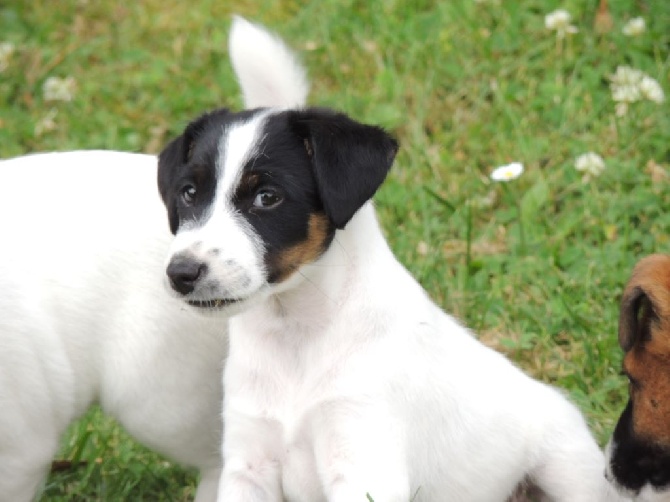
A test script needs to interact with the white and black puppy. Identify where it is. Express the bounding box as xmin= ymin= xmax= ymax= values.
xmin=159 ymin=18 xmax=628 ymax=502
xmin=0 ymin=17 xmax=303 ymax=502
